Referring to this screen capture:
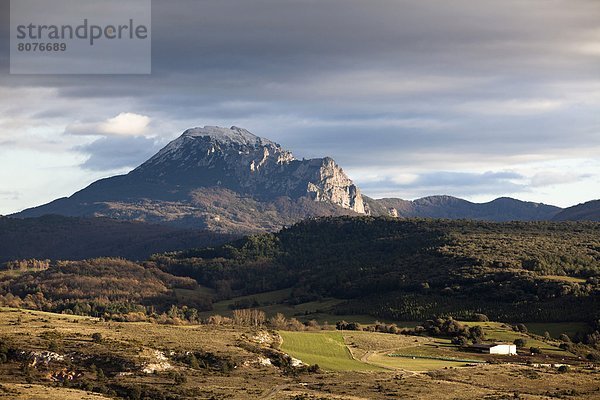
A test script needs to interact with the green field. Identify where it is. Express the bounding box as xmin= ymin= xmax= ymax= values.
xmin=460 ymin=321 xmax=575 ymax=356
xmin=369 ymin=353 xmax=476 ymax=371
xmin=357 ymin=336 xmax=486 ymax=371
xmin=524 ymin=322 xmax=591 ymax=338
xmin=278 ymin=331 xmax=383 ymax=371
